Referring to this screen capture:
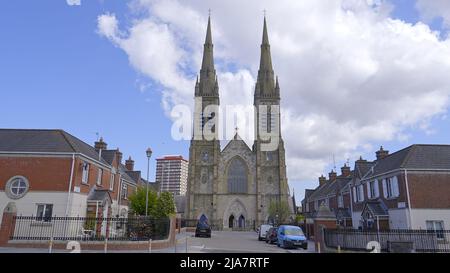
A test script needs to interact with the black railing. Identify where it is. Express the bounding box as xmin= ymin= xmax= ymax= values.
xmin=324 ymin=229 xmax=450 ymax=253
xmin=10 ymin=216 xmax=170 ymax=241
xmin=181 ymin=219 xmax=266 ymax=231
